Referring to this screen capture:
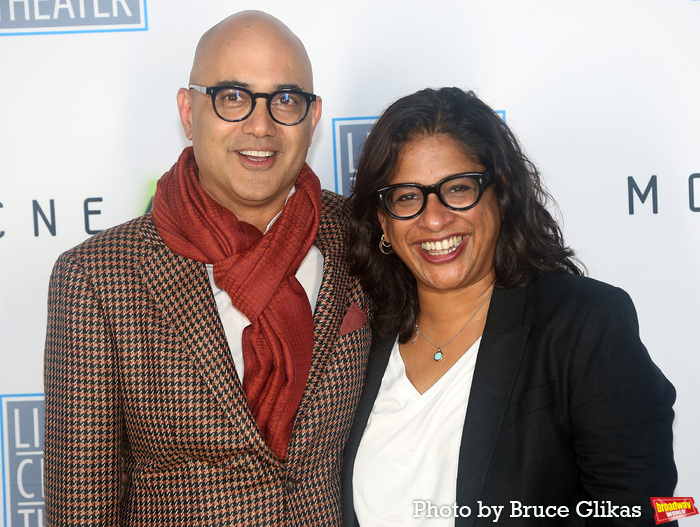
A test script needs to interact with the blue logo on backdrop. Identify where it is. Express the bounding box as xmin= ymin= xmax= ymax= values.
xmin=0 ymin=0 xmax=147 ymax=36
xmin=1 ymin=395 xmax=44 ymax=527
xmin=333 ymin=117 xmax=377 ymax=196
xmin=332 ymin=111 xmax=506 ymax=197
